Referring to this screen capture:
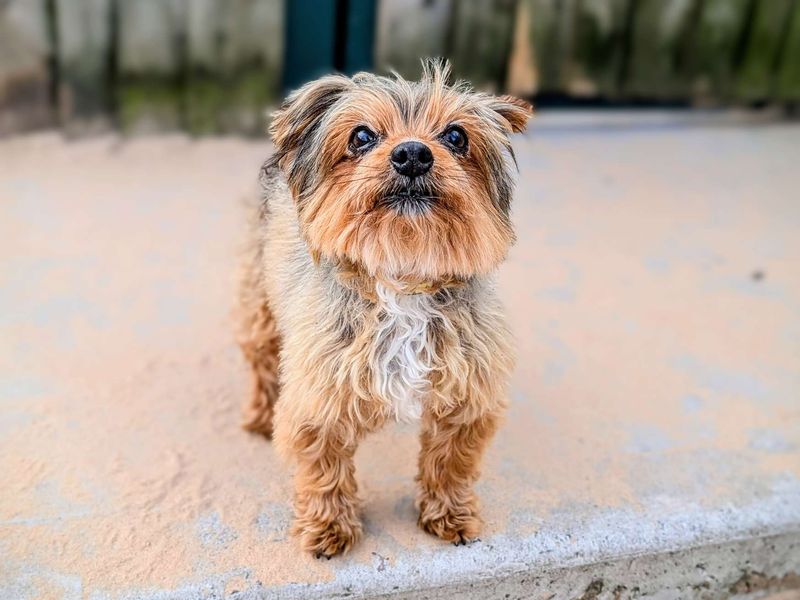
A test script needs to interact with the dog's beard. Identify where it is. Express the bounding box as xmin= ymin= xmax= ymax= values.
xmin=300 ymin=166 xmax=514 ymax=279
xmin=376 ymin=179 xmax=436 ymax=216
